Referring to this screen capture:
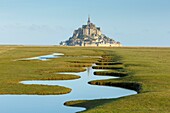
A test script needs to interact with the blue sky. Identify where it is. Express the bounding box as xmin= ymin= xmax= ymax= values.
xmin=0 ymin=0 xmax=170 ymax=46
